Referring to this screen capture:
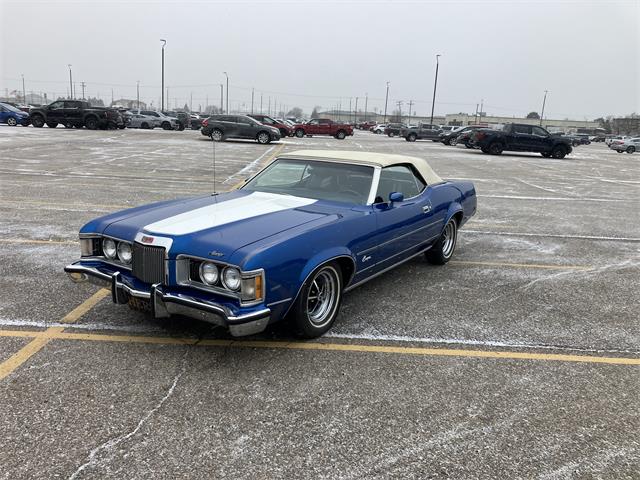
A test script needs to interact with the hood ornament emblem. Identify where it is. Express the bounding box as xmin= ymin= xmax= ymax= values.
xmin=209 ymin=250 xmax=225 ymax=257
